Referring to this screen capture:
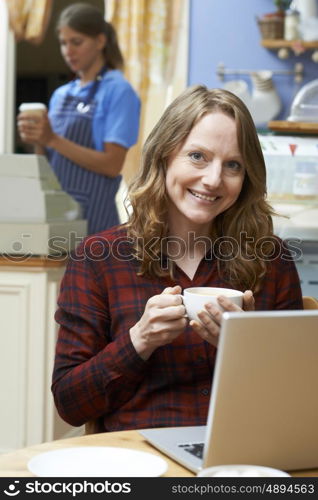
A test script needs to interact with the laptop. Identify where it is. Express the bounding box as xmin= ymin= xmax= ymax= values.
xmin=139 ymin=310 xmax=318 ymax=473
